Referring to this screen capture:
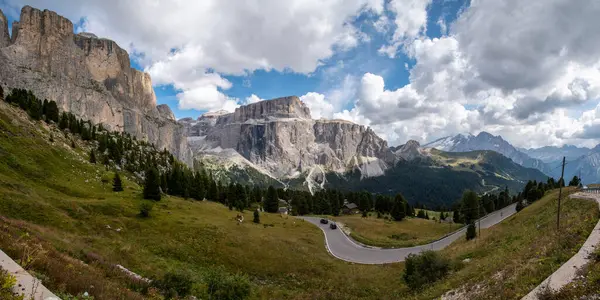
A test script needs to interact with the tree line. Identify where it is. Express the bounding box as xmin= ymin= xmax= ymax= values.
xmin=4 ymin=87 xmax=570 ymax=224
